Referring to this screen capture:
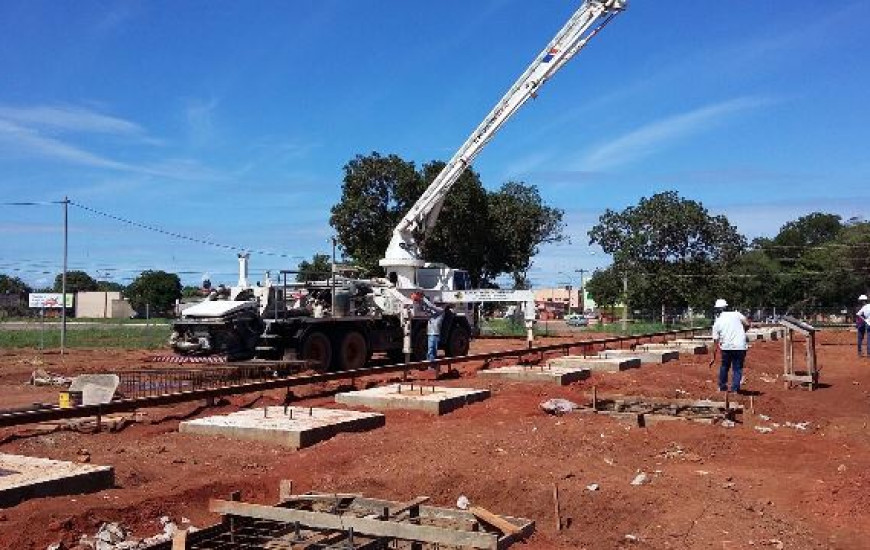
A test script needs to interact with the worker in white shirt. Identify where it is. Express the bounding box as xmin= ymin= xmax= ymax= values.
xmin=709 ymin=298 xmax=750 ymax=393
xmin=857 ymin=294 xmax=870 ymax=357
